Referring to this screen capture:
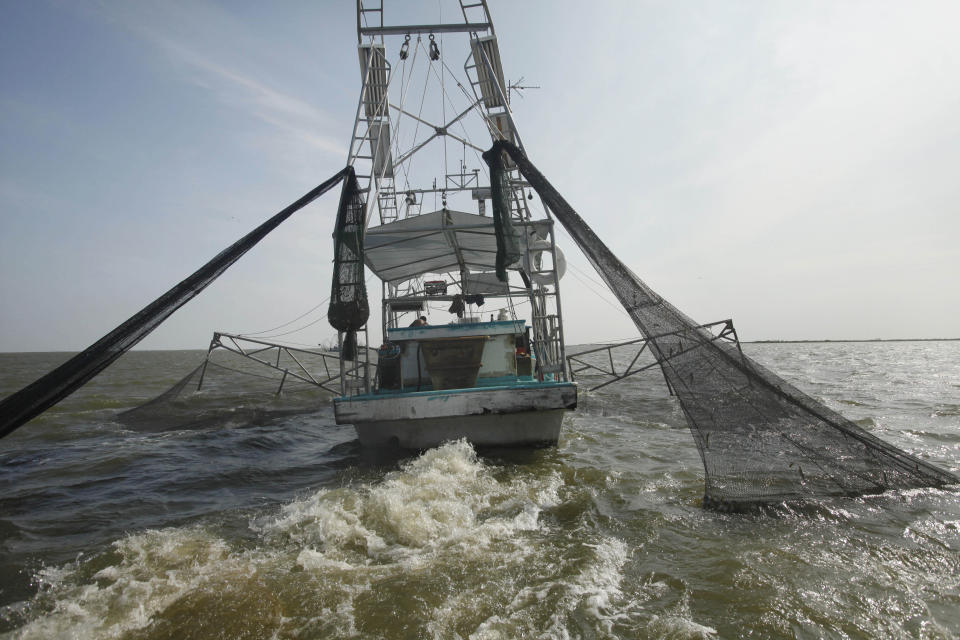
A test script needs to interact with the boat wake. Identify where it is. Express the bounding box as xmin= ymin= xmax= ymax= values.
xmin=5 ymin=440 xmax=720 ymax=639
